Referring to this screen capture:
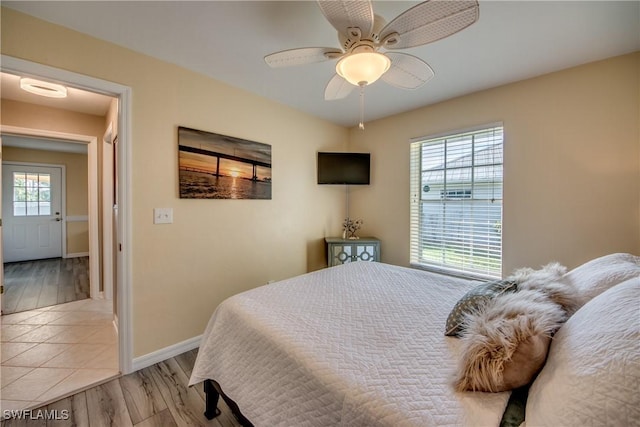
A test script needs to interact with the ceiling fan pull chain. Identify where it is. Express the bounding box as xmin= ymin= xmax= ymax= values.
xmin=359 ymin=83 xmax=365 ymax=130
